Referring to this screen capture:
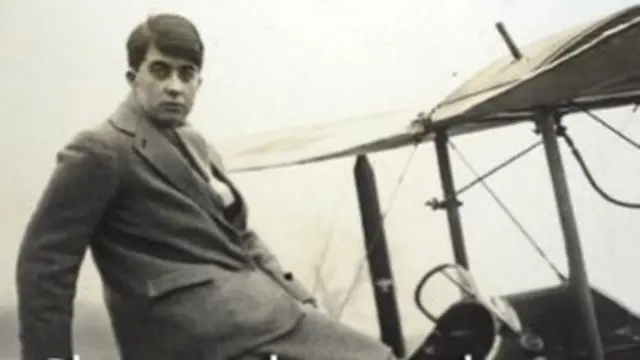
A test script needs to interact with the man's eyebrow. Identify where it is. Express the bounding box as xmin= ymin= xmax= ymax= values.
xmin=148 ymin=60 xmax=196 ymax=70
xmin=179 ymin=64 xmax=198 ymax=71
xmin=148 ymin=60 xmax=171 ymax=67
